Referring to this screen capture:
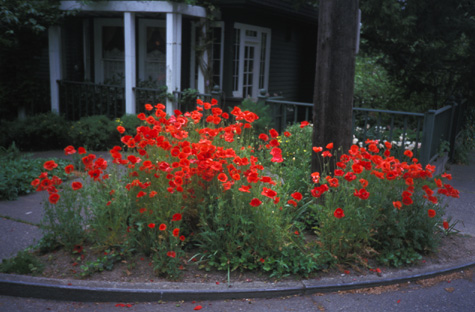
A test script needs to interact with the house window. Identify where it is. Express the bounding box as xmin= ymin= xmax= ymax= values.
xmin=138 ymin=19 xmax=166 ymax=86
xmin=190 ymin=22 xmax=224 ymax=91
xmin=94 ymin=19 xmax=124 ymax=84
xmin=232 ymin=23 xmax=271 ymax=98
